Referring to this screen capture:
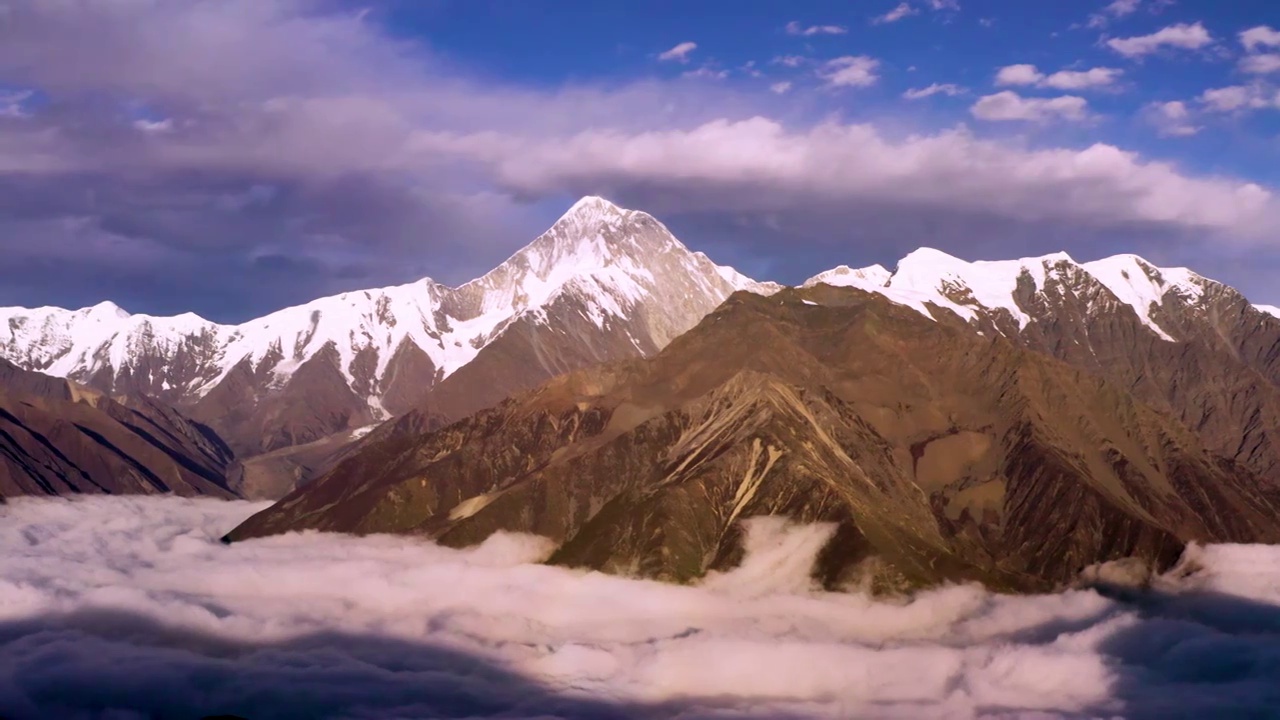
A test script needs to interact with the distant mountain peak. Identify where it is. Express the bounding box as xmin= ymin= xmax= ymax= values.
xmin=84 ymin=300 xmax=131 ymax=320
